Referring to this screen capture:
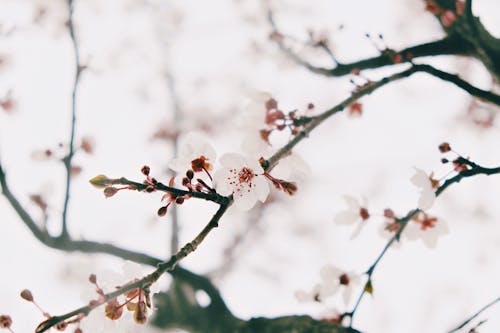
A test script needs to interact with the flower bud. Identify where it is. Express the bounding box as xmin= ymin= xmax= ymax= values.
xmin=438 ymin=142 xmax=451 ymax=153
xmin=105 ymin=299 xmax=123 ymax=320
xmin=0 ymin=315 xmax=12 ymax=328
xmin=103 ymin=187 xmax=118 ymax=198
xmin=20 ymin=289 xmax=34 ymax=302
xmin=133 ymin=301 xmax=148 ymax=324
xmin=141 ymin=165 xmax=150 ymax=176
xmin=89 ymin=175 xmax=110 ymax=189
xmin=157 ymin=206 xmax=168 ymax=217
